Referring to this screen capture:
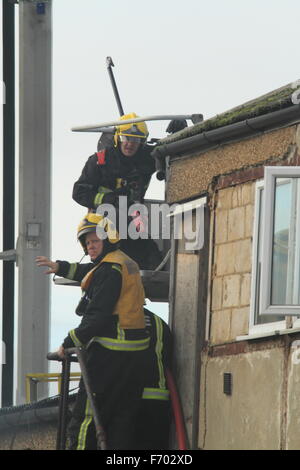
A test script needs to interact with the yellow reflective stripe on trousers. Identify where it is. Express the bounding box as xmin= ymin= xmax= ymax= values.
xmin=142 ymin=387 xmax=170 ymax=400
xmin=154 ymin=315 xmax=166 ymax=389
xmin=92 ymin=336 xmax=150 ymax=351
xmin=77 ymin=398 xmax=93 ymax=450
